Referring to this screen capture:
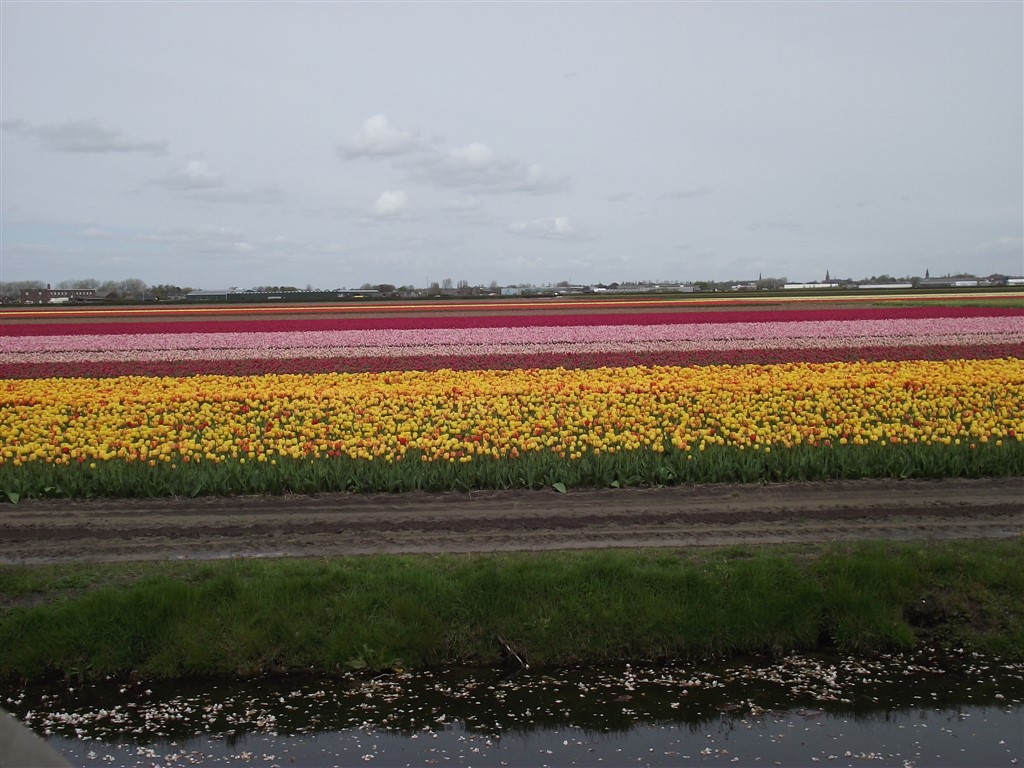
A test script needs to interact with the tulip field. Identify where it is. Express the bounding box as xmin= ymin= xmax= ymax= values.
xmin=2 ymin=295 xmax=1023 ymax=499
